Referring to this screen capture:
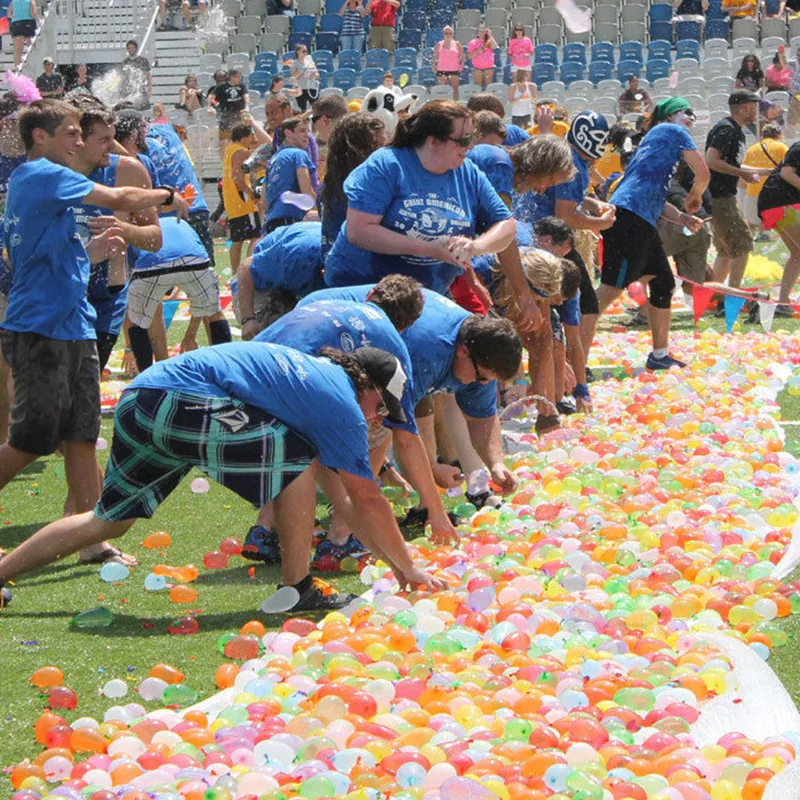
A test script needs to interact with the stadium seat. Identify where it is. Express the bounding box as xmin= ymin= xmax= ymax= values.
xmin=417 ymin=66 xmax=437 ymax=87
xmin=588 ymin=61 xmax=614 ymax=84
xmin=651 ymin=76 xmax=671 ymax=92
xmin=338 ymin=49 xmax=361 ymax=70
xmin=705 ymin=19 xmax=730 ymax=40
xmin=676 ymin=19 xmax=702 ymax=41
xmin=510 ymin=7 xmax=535 ymax=27
xmin=537 ymin=24 xmax=562 ymax=45
xmin=532 ymin=62 xmax=557 ymax=86
xmin=594 ymin=22 xmax=619 ymax=44
xmin=791 ymin=16 xmax=800 ymax=41
xmin=425 ymin=29 xmax=441 ymax=47
xmin=564 ymin=96 xmax=590 ymax=116
xmin=597 ymin=78 xmax=622 ymax=95
xmin=254 ymin=52 xmax=278 ymax=72
xmin=332 ymin=67 xmax=358 ymax=91
xmin=398 ymin=28 xmax=423 ymax=49
xmin=560 ymin=62 xmax=585 ymax=86
xmin=265 ymin=15 xmax=291 ymax=35
xmin=319 ymin=14 xmax=342 ymax=32
xmin=617 ymin=59 xmax=642 ymax=81
xmin=594 ymin=6 xmax=618 ymax=26
xmin=346 ymin=86 xmax=368 ymax=99
xmin=648 ymin=39 xmax=672 ymax=62
xmin=430 ymin=84 xmax=455 ymax=99
xmin=621 ymin=21 xmax=646 ymax=43
xmin=707 ymin=91 xmax=729 ymax=110
xmin=237 ymin=16 xmax=263 ymax=36
xmin=244 ymin=0 xmax=266 ymax=15
xmin=221 ymin=0 xmax=240 ymax=16
xmin=315 ymin=32 xmax=340 ymax=52
xmin=461 ymin=0 xmax=484 ymax=8
xmin=591 ymin=42 xmax=615 ymax=64
xmin=618 ymin=41 xmax=643 ymax=63
xmin=394 ymin=48 xmax=418 ymax=69
xmin=320 ymin=87 xmax=344 ymax=98
xmin=456 ymin=8 xmax=480 ymax=27
xmin=675 ymin=39 xmax=701 ymax=62
xmin=292 ymin=15 xmax=317 ymax=34
xmin=391 ymin=66 xmax=415 ymax=84
xmin=646 ymin=58 xmax=670 ymax=81
xmin=649 ymin=21 xmax=673 ymax=42
xmin=732 ymin=17 xmax=758 ymax=41
xmin=311 ymin=49 xmax=335 ymax=72
xmin=483 ymin=8 xmax=507 ymax=29
xmin=296 ymin=0 xmax=321 ymax=13
xmin=680 ymin=75 xmax=707 ymax=94
xmin=534 ymin=43 xmax=559 ymax=65
xmin=366 ymin=48 xmax=390 ymax=70
xmin=199 ymin=53 xmax=224 ymax=72
xmin=761 ymin=17 xmax=787 ymax=41
xmin=650 ymin=3 xmax=673 ymax=22
xmin=231 ymin=33 xmax=256 ymax=56
xmin=674 ymin=57 xmax=700 ymax=72
xmin=487 ymin=0 xmax=512 ymax=9
xmin=594 ymin=96 xmax=617 ymax=117
xmin=541 ymin=80 xmax=566 ymax=100
xmin=538 ymin=6 xmax=562 ymax=26
xmin=359 ymin=67 xmax=384 ymax=88
xmin=704 ymin=56 xmax=731 ymax=78
xmin=732 ymin=37 xmax=757 ymax=60
xmin=762 ymin=36 xmax=787 ymax=61
xmin=288 ymin=32 xmax=313 ymax=50
xmin=620 ymin=4 xmax=646 ymax=23
xmin=419 ymin=46 xmax=434 ymax=65
xmin=562 ymin=42 xmax=588 ymax=64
